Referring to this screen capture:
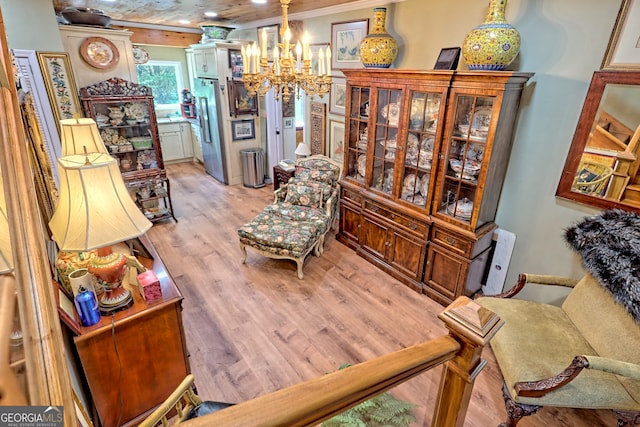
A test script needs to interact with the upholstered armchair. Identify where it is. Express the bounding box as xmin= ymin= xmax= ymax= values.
xmin=476 ymin=210 xmax=640 ymax=427
xmin=238 ymin=155 xmax=343 ymax=279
